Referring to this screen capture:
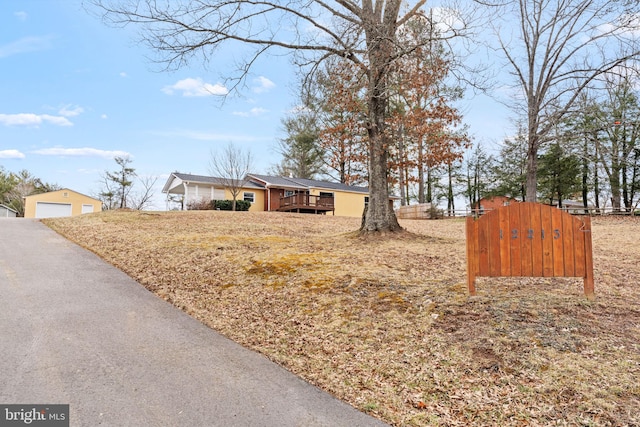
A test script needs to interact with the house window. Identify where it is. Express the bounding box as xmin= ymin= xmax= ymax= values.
xmin=364 ymin=196 xmax=369 ymax=207
xmin=63 ymin=192 xmax=69 ymax=198
xmin=243 ymin=192 xmax=255 ymax=203
xmin=213 ymin=188 xmax=225 ymax=200
xmin=285 ymin=190 xmax=295 ymax=197
xmin=319 ymin=192 xmax=334 ymax=198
